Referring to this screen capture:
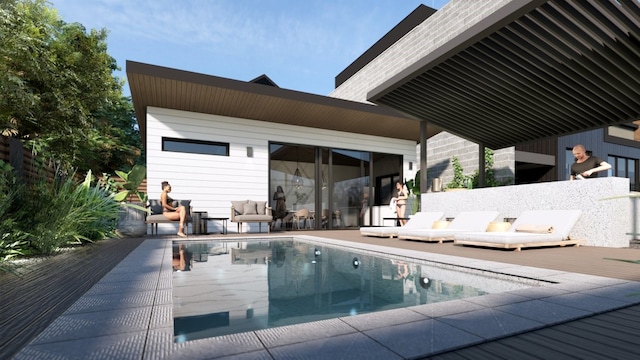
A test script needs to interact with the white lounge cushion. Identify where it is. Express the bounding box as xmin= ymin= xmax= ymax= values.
xmin=454 ymin=210 xmax=582 ymax=244
xmin=454 ymin=232 xmax=565 ymax=244
xmin=359 ymin=211 xmax=444 ymax=237
xmin=397 ymin=211 xmax=499 ymax=240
